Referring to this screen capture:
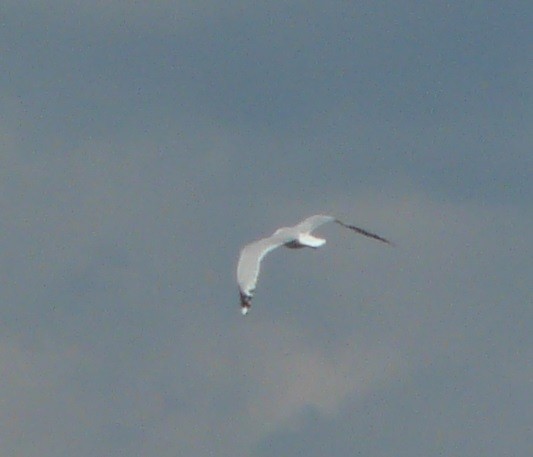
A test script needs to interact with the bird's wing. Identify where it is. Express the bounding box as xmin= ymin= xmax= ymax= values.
xmin=294 ymin=214 xmax=392 ymax=244
xmin=236 ymin=234 xmax=289 ymax=298
xmin=294 ymin=214 xmax=336 ymax=233
xmin=335 ymin=220 xmax=392 ymax=245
